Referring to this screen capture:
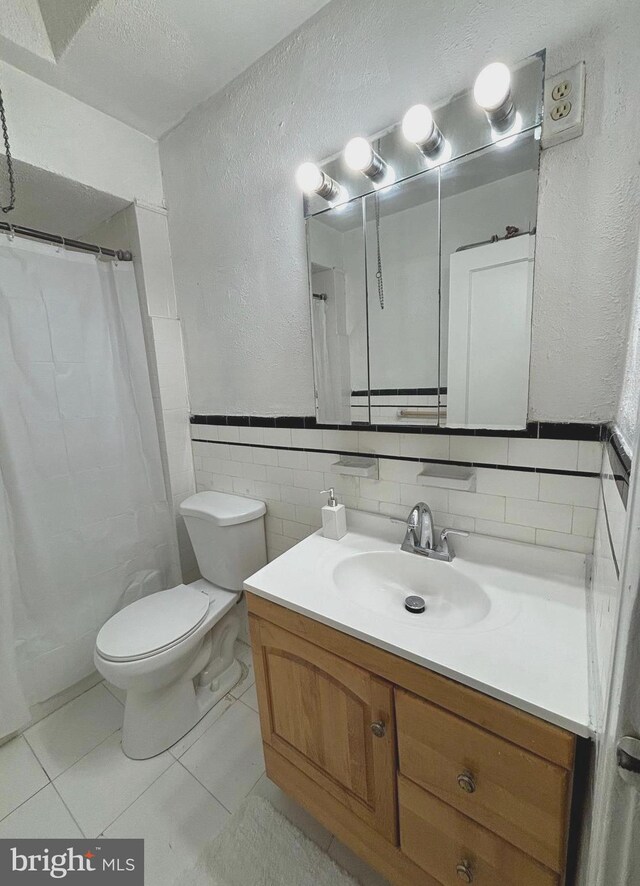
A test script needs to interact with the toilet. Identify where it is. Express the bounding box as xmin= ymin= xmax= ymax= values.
xmin=94 ymin=491 xmax=267 ymax=759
